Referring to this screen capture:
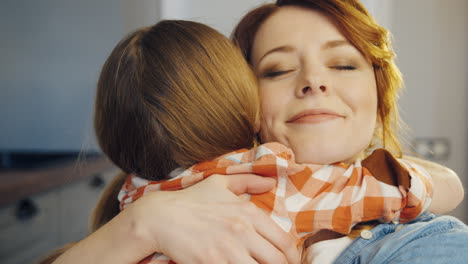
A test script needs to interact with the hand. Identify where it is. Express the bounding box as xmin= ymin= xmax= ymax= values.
xmin=128 ymin=174 xmax=301 ymax=264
